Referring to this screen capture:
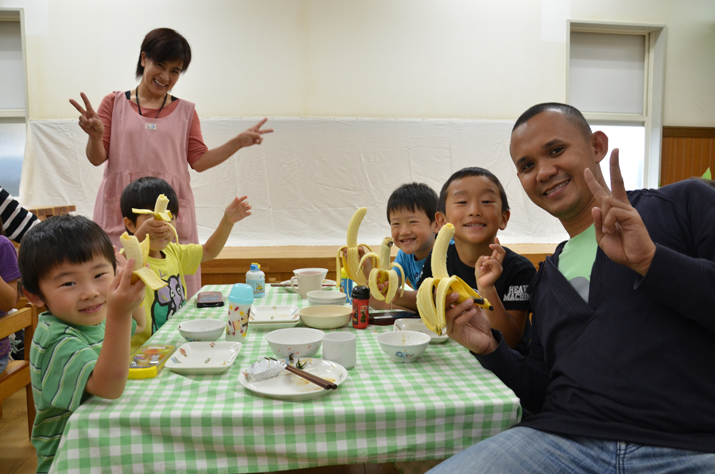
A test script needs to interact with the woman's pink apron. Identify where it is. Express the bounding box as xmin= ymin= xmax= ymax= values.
xmin=93 ymin=91 xmax=201 ymax=298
